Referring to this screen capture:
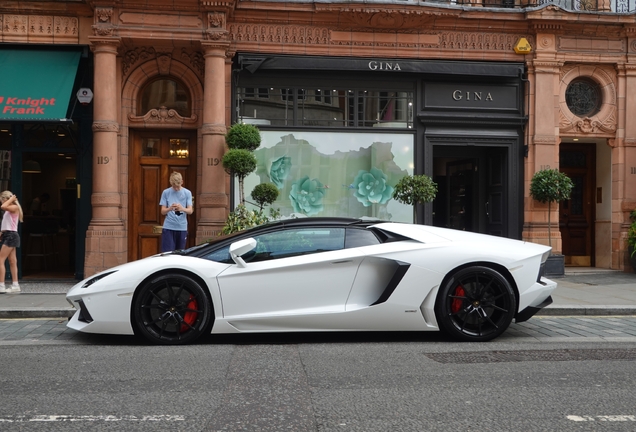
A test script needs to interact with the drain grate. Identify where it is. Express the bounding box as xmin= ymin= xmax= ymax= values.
xmin=426 ymin=348 xmax=636 ymax=364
